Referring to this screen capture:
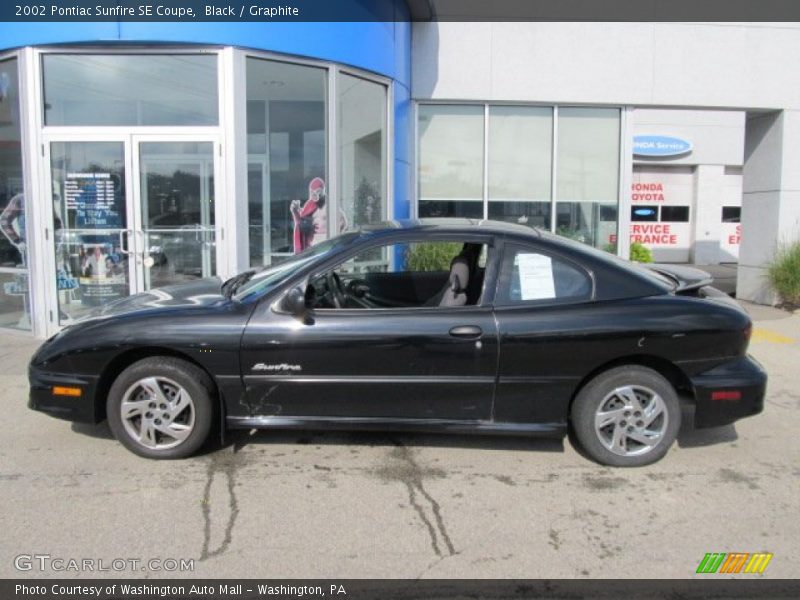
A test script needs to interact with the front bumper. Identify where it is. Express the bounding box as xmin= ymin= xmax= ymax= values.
xmin=28 ymin=365 xmax=102 ymax=424
xmin=690 ymin=355 xmax=767 ymax=429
